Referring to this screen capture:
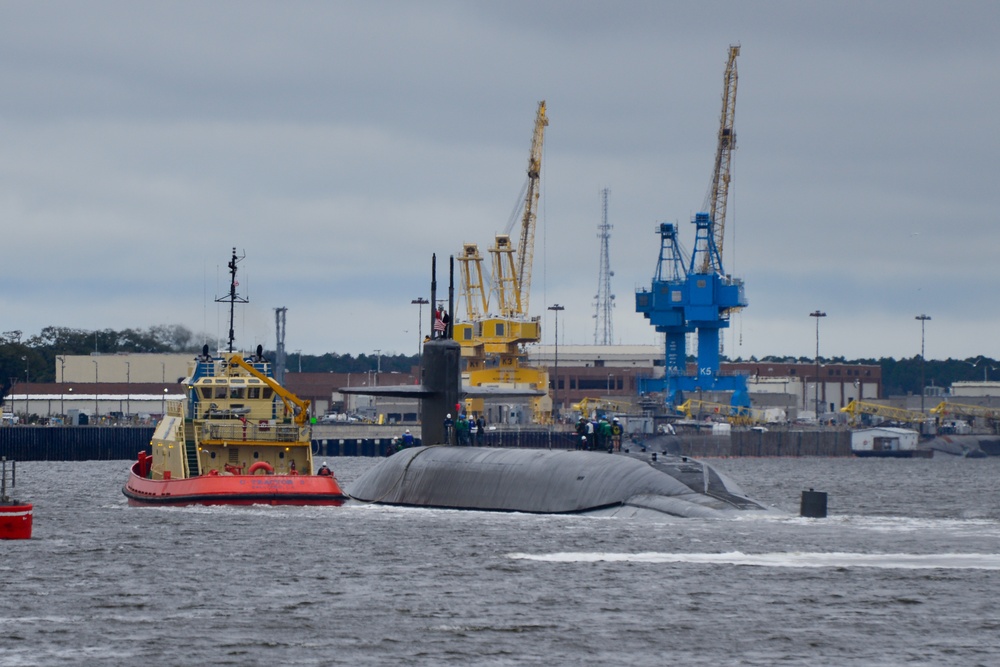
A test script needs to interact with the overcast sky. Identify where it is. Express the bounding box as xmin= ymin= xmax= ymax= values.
xmin=2 ymin=1 xmax=997 ymax=362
